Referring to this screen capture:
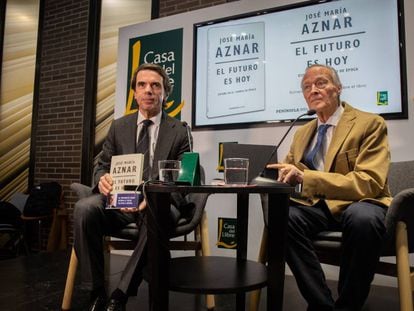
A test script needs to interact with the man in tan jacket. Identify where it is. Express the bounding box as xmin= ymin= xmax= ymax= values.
xmin=268 ymin=64 xmax=391 ymax=311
